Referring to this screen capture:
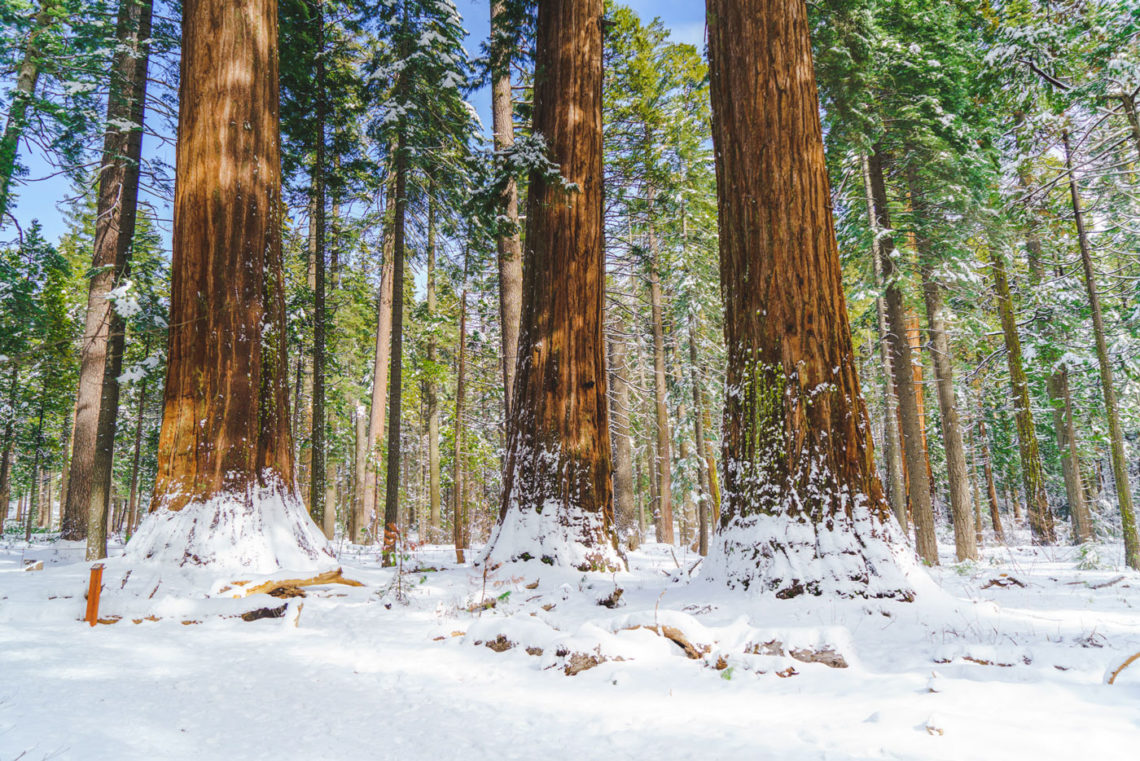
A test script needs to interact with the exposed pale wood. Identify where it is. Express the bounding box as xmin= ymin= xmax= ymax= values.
xmin=1107 ymin=652 xmax=1140 ymax=685
xmin=239 ymin=568 xmax=362 ymax=597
